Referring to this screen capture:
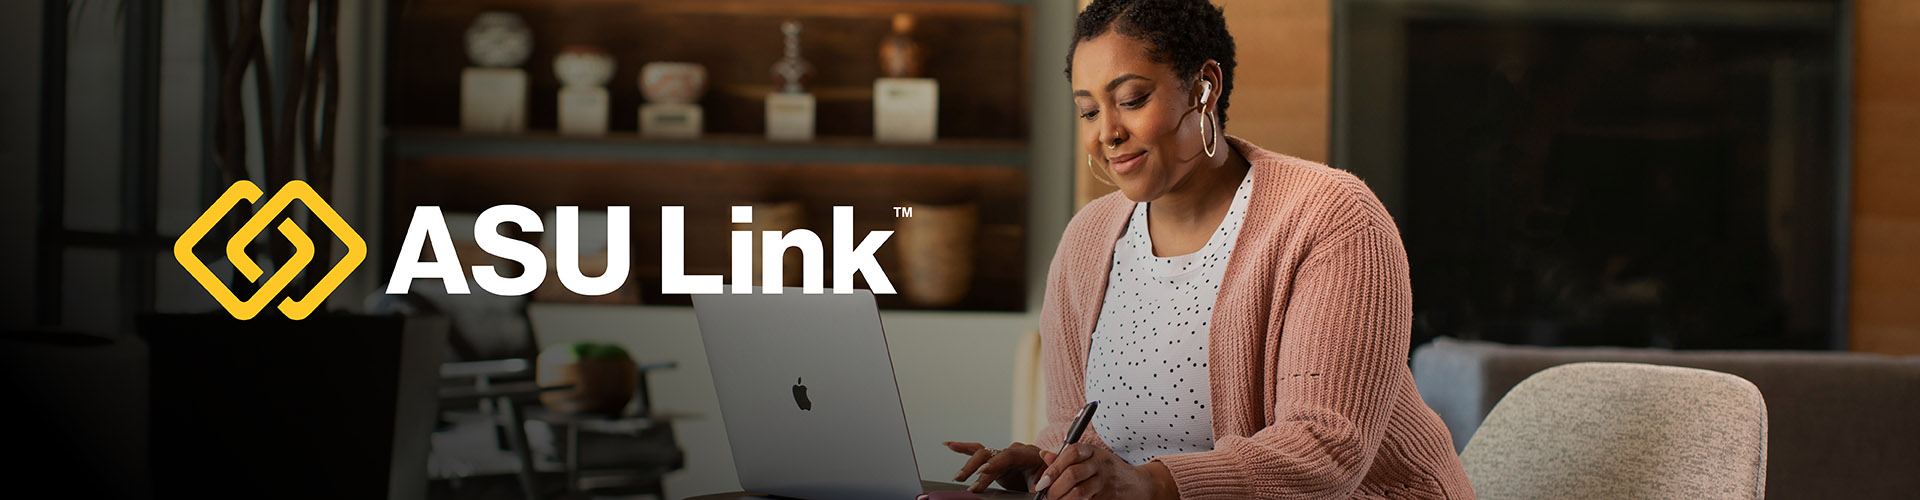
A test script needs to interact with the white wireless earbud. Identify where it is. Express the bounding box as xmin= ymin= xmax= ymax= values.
xmin=1200 ymin=81 xmax=1212 ymax=104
